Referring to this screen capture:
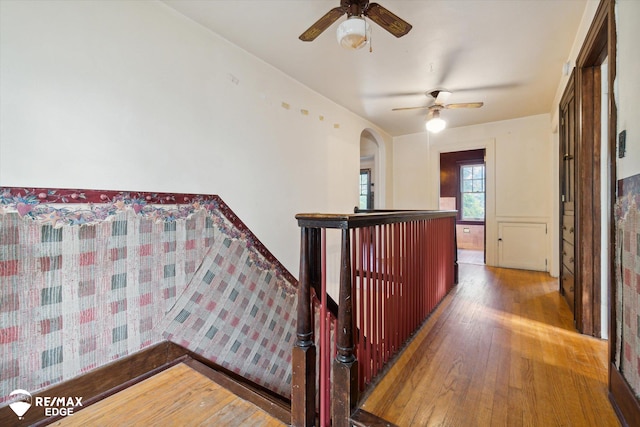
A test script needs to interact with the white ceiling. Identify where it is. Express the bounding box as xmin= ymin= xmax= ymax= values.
xmin=162 ymin=0 xmax=587 ymax=137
